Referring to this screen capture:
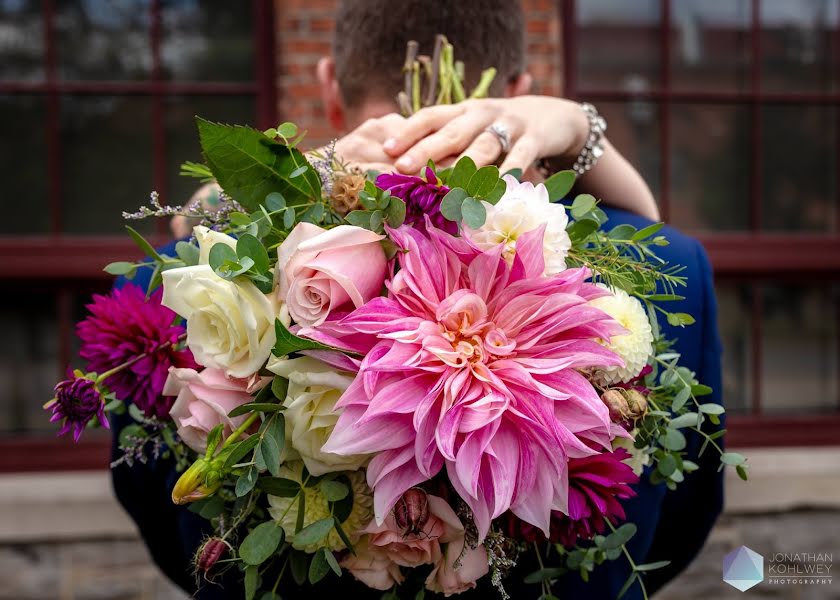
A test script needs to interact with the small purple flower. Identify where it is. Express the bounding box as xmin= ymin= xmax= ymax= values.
xmin=48 ymin=372 xmax=108 ymax=442
xmin=376 ymin=167 xmax=456 ymax=234
xmin=77 ymin=284 xmax=197 ymax=419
